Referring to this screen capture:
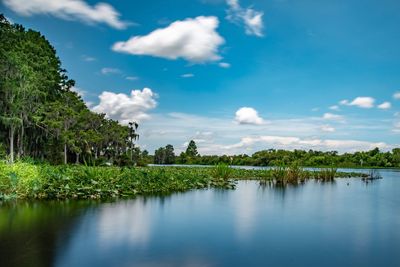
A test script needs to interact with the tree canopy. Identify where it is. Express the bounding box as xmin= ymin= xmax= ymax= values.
xmin=0 ymin=15 xmax=143 ymax=165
